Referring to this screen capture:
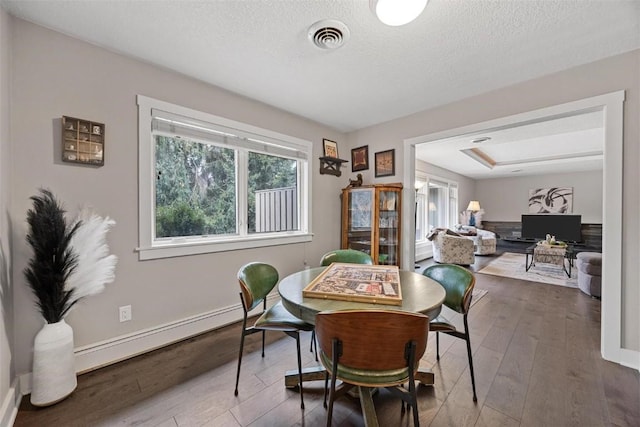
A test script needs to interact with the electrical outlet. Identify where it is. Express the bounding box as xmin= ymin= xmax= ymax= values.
xmin=119 ymin=305 xmax=132 ymax=322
